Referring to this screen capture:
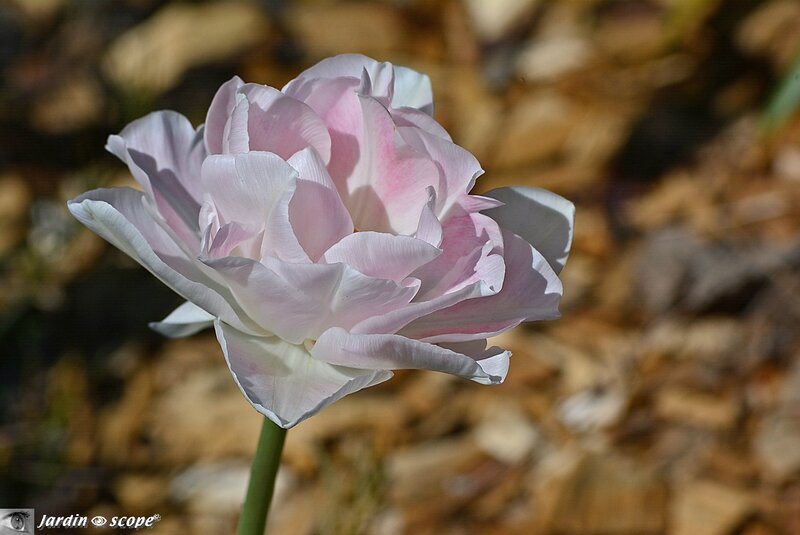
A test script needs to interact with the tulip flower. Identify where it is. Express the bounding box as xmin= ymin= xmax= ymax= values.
xmin=69 ymin=54 xmax=573 ymax=534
